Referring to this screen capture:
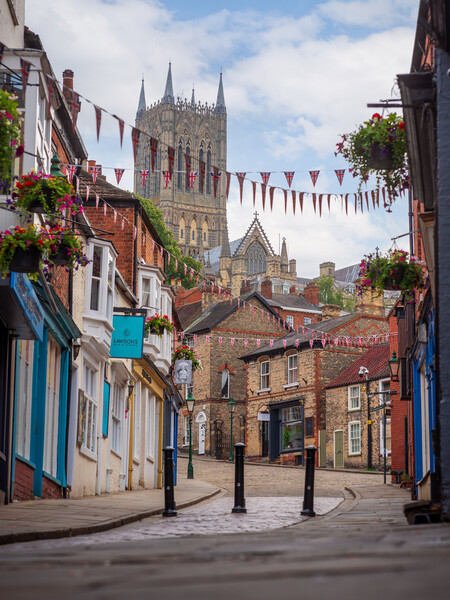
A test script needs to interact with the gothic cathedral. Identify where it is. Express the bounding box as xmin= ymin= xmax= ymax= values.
xmin=134 ymin=64 xmax=227 ymax=260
